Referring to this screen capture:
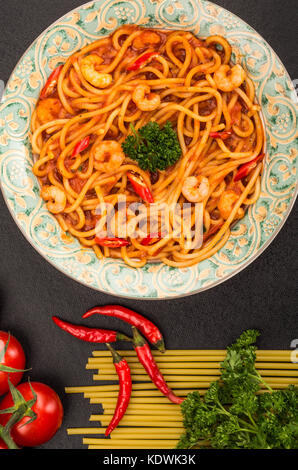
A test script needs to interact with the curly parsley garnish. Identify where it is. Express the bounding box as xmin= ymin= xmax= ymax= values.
xmin=177 ymin=330 xmax=298 ymax=449
xmin=122 ymin=121 xmax=181 ymax=172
